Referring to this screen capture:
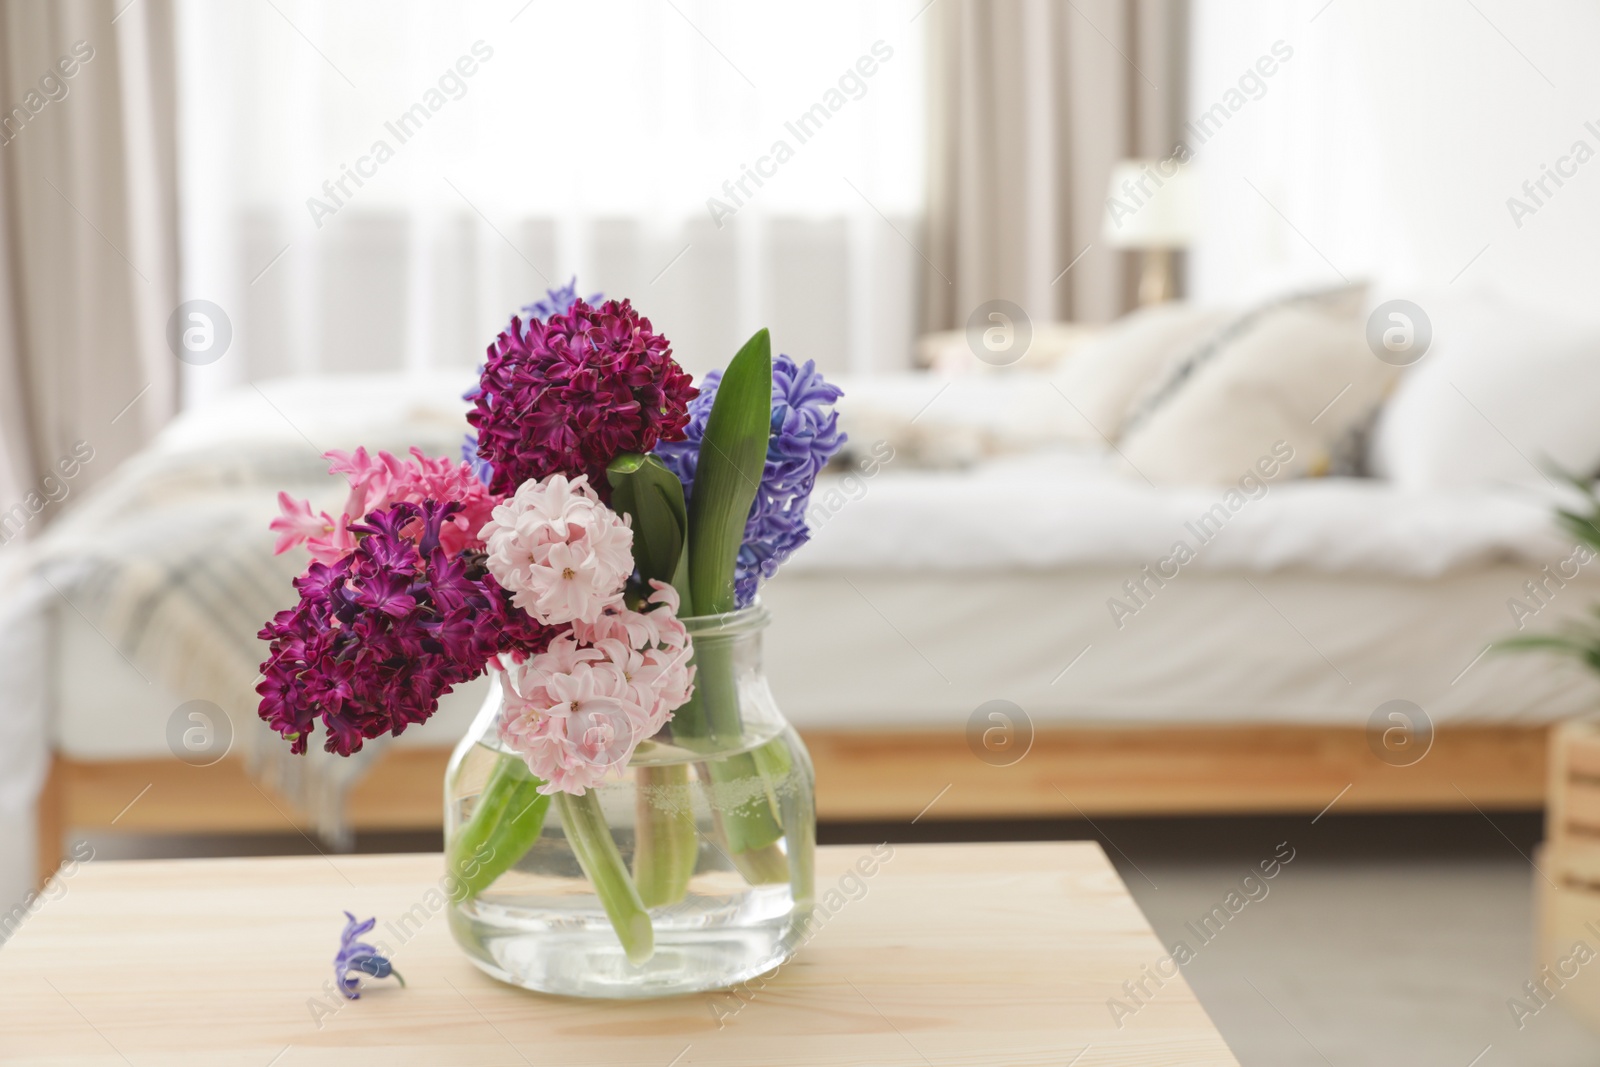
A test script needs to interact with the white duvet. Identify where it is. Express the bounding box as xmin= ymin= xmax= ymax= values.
xmin=161 ymin=370 xmax=1573 ymax=580
xmin=795 ymin=444 xmax=1568 ymax=579
xmin=813 ymin=371 xmax=1570 ymax=580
